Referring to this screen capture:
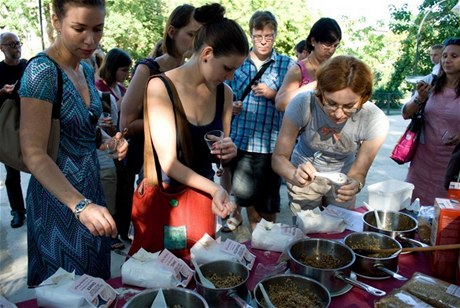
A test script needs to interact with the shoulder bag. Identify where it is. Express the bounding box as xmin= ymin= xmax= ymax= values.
xmin=390 ymin=105 xmax=425 ymax=165
xmin=128 ymin=74 xmax=215 ymax=259
xmin=390 ymin=75 xmax=437 ymax=165
xmin=0 ymin=55 xmax=62 ymax=173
